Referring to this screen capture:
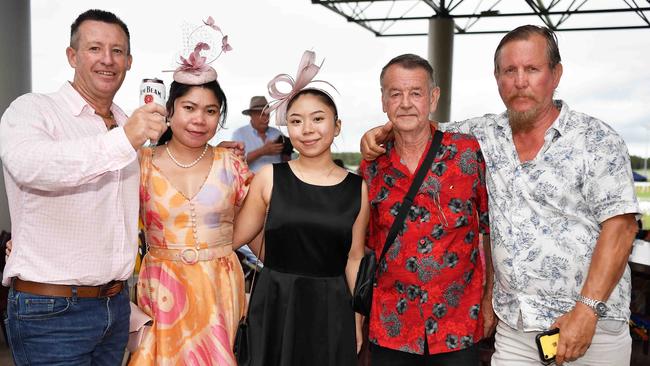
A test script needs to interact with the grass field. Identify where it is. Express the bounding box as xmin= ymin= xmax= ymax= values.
xmin=636 ymin=190 xmax=650 ymax=200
